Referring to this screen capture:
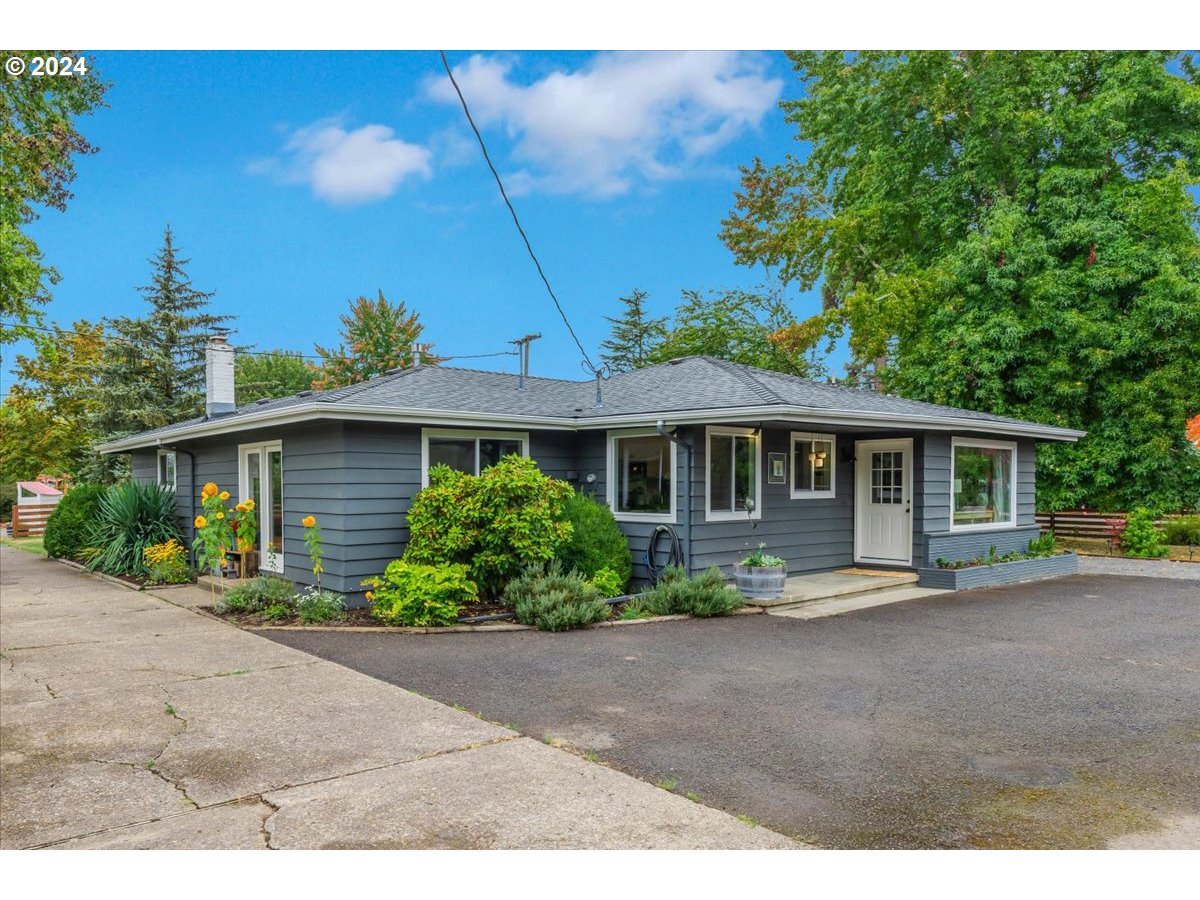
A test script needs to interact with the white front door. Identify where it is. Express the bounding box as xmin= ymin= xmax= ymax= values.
xmin=238 ymin=441 xmax=283 ymax=573
xmin=855 ymin=439 xmax=913 ymax=566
